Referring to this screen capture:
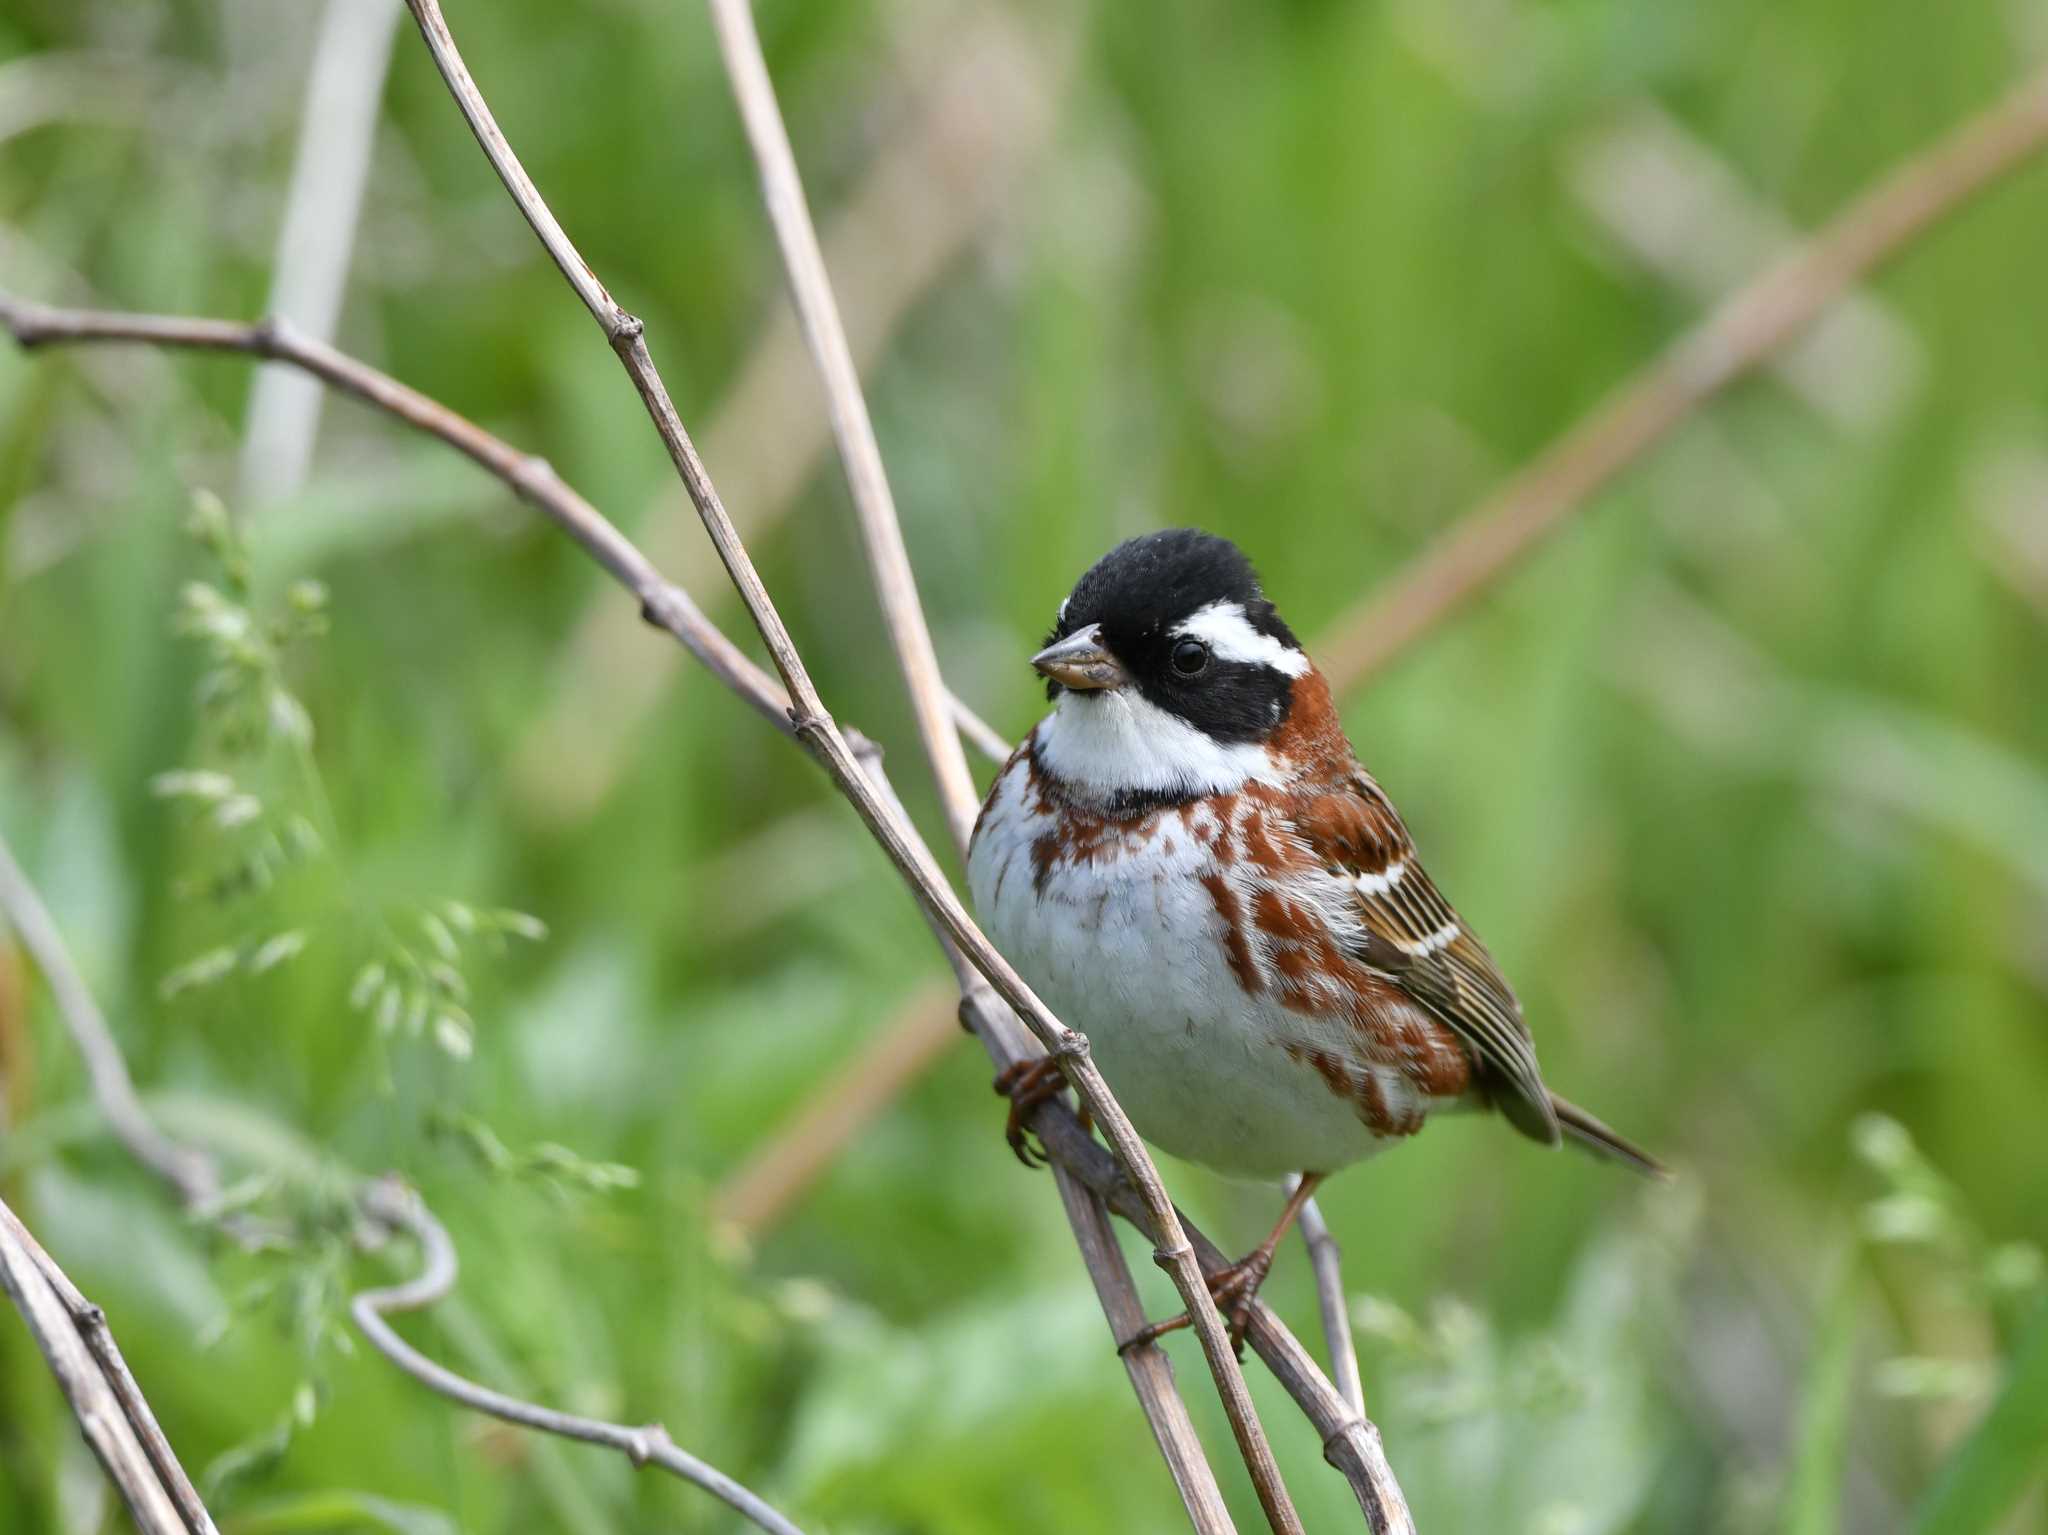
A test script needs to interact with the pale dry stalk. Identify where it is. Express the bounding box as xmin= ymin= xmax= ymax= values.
xmin=0 ymin=1196 xmax=216 ymax=1535
xmin=396 ymin=1 xmax=1305 ymax=1527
